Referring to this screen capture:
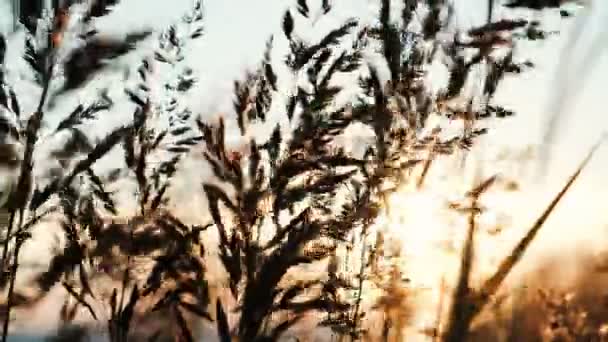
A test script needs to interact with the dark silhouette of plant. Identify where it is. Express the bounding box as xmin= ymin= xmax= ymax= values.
xmin=0 ymin=0 xmax=595 ymax=341
xmin=200 ymin=5 xmax=366 ymax=339
xmin=194 ymin=0 xmax=544 ymax=339
xmin=0 ymin=1 xmax=202 ymax=340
